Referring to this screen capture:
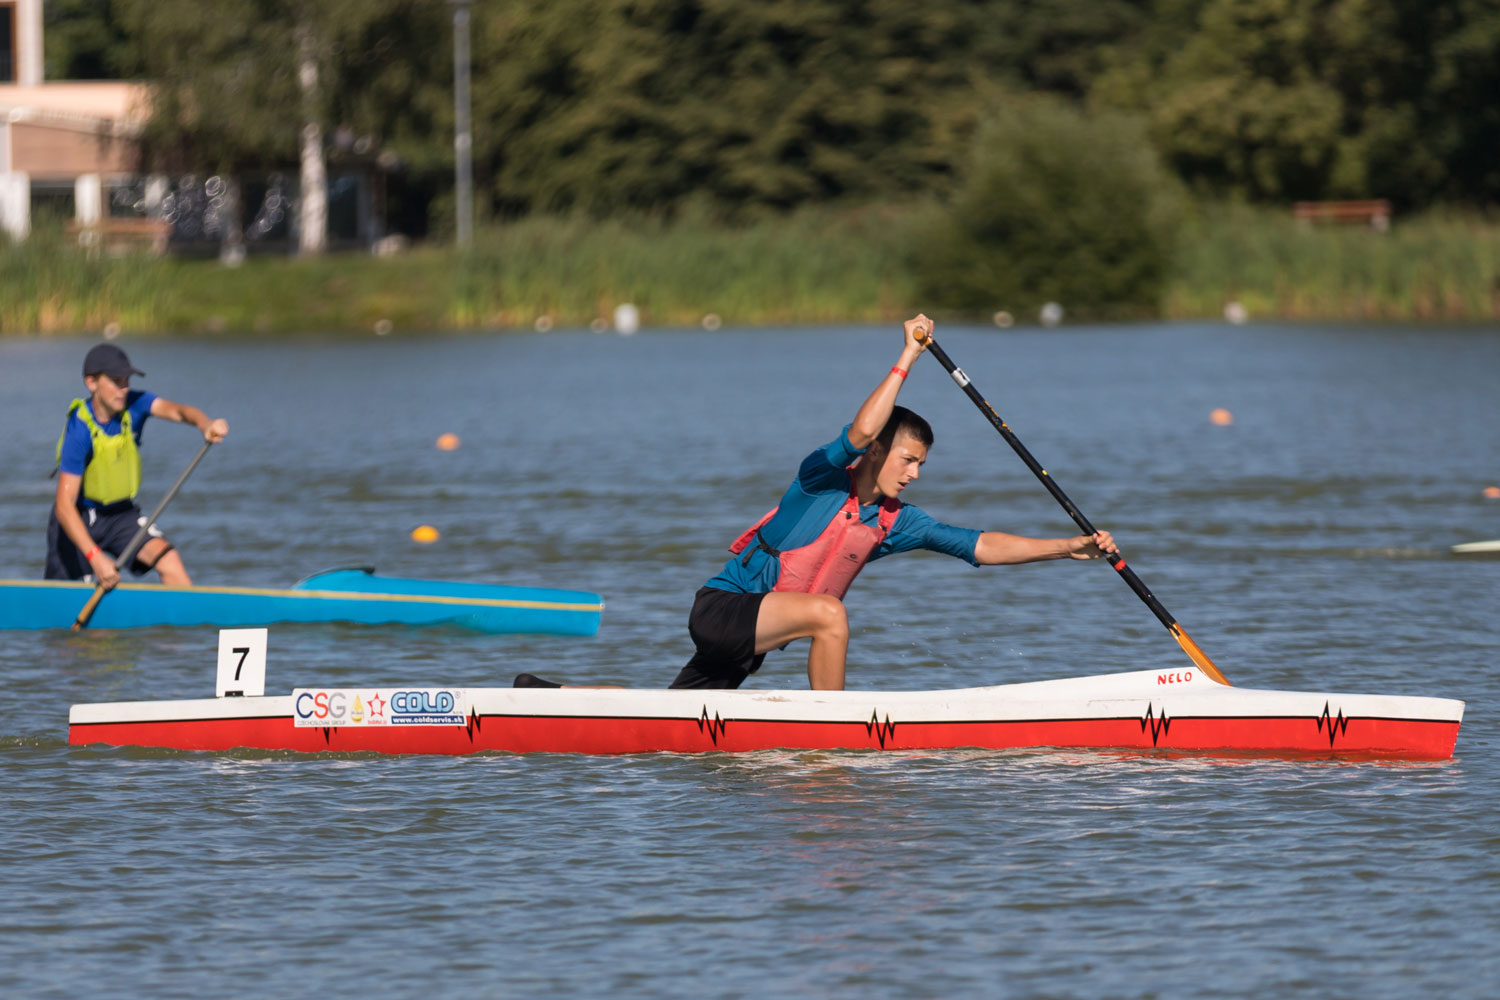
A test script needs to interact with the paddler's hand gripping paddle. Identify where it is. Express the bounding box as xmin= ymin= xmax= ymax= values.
xmin=913 ymin=327 xmax=1231 ymax=685
xmin=72 ymin=440 xmax=215 ymax=631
